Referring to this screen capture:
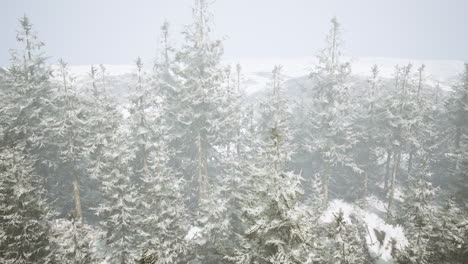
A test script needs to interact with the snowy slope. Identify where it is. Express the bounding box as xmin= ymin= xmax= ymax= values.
xmin=322 ymin=198 xmax=408 ymax=264
xmin=224 ymin=56 xmax=464 ymax=94
xmin=62 ymin=57 xmax=464 ymax=96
